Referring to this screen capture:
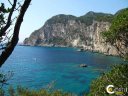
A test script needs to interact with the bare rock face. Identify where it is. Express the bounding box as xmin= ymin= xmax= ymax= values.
xmin=24 ymin=12 xmax=118 ymax=55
